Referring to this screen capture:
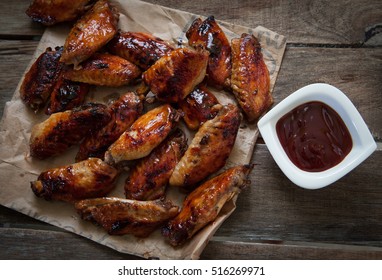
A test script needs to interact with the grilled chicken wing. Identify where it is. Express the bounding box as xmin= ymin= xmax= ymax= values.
xmin=60 ymin=0 xmax=119 ymax=67
xmin=63 ymin=53 xmax=141 ymax=87
xmin=45 ymin=74 xmax=89 ymax=115
xmin=20 ymin=46 xmax=63 ymax=112
xmin=105 ymin=104 xmax=181 ymax=165
xmin=231 ymin=33 xmax=272 ymax=122
xmin=26 ymin=0 xmax=95 ymax=26
xmin=107 ymin=31 xmax=174 ymax=70
xmin=186 ymin=16 xmax=232 ymax=89
xmin=169 ymin=104 xmax=240 ymax=189
xmin=75 ymin=197 xmax=179 ymax=237
xmin=31 ymin=158 xmax=118 ymax=202
xmin=125 ymin=129 xmax=188 ymax=201
xmin=76 ymin=92 xmax=143 ymax=162
xmin=178 ymin=84 xmax=220 ymax=130
xmin=30 ymin=103 xmax=110 ymax=159
xmin=162 ymin=164 xmax=253 ymax=246
xmin=142 ymin=47 xmax=209 ymax=103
